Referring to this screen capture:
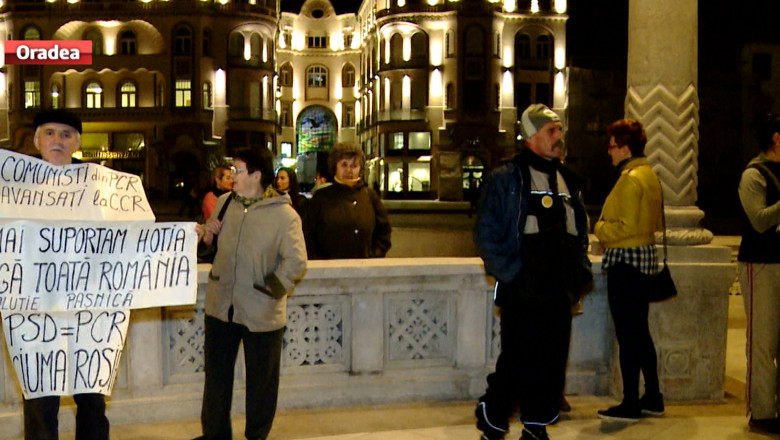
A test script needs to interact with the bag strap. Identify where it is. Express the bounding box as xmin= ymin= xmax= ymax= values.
xmin=216 ymin=194 xmax=232 ymax=221
xmin=661 ymin=189 xmax=668 ymax=266
xmin=751 ymin=162 xmax=780 ymax=194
